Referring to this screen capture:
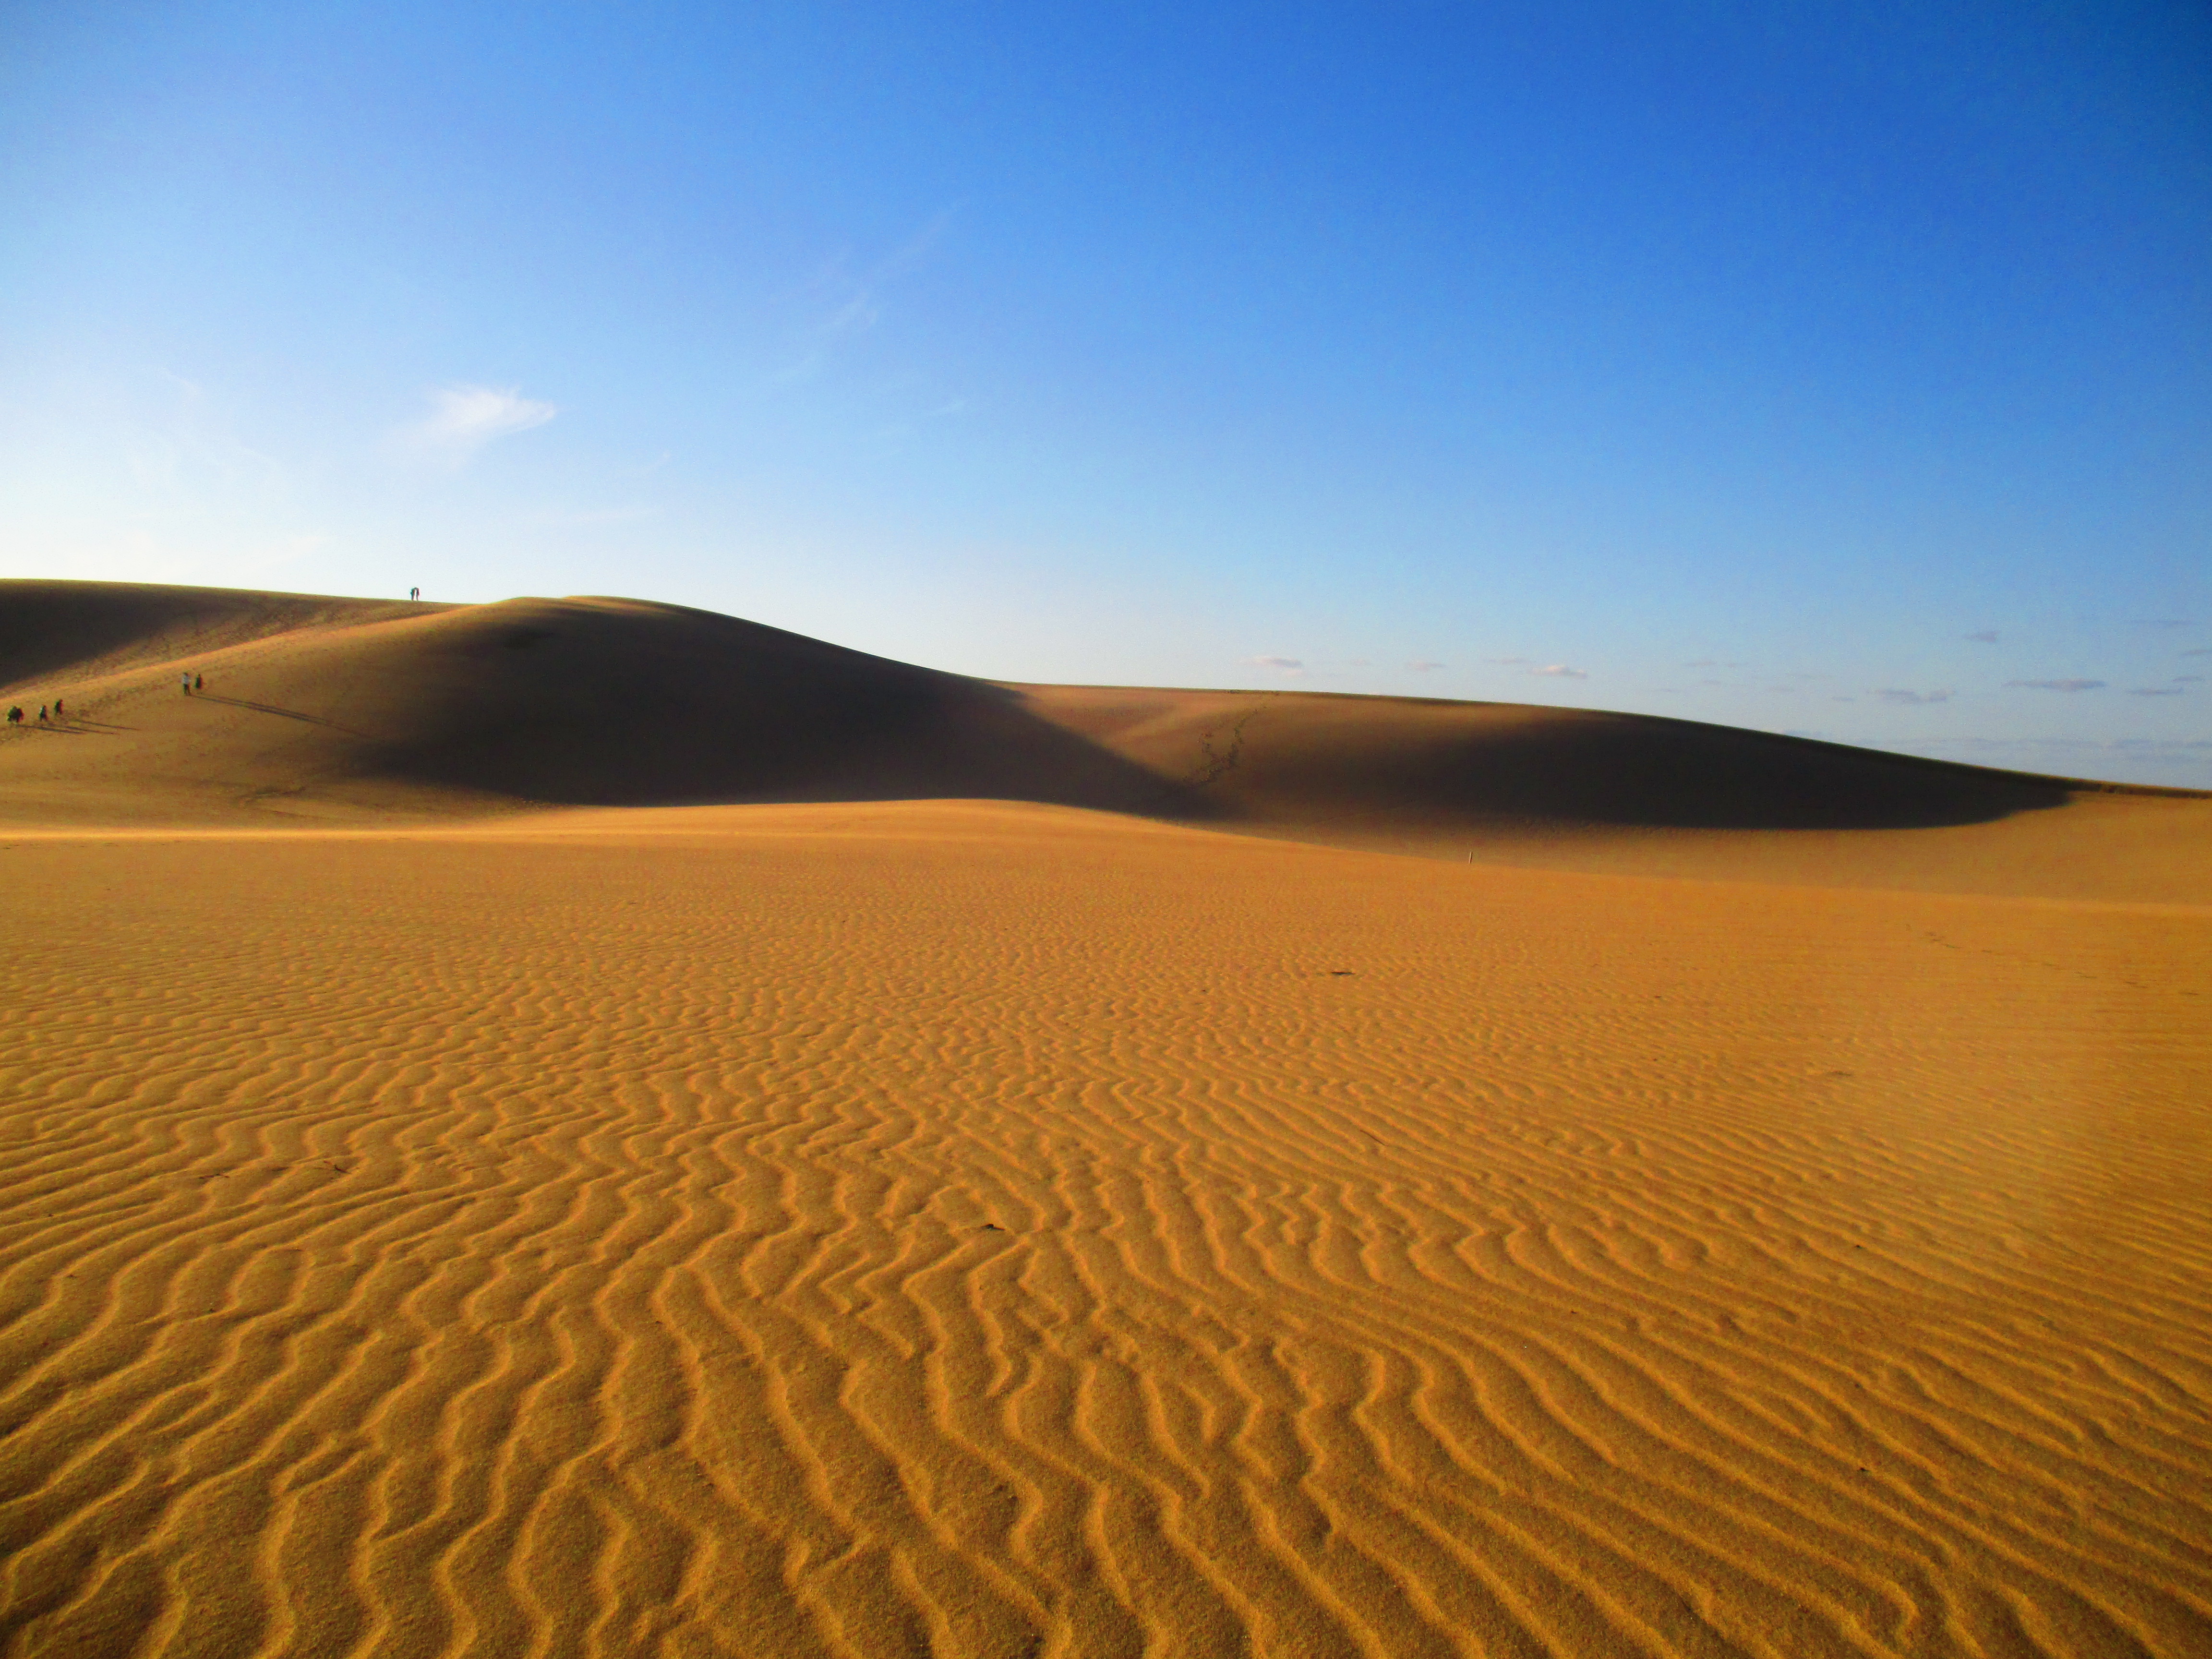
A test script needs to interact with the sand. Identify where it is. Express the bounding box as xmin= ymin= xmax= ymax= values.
xmin=2 ymin=585 xmax=2208 ymax=1657
xmin=7 ymin=580 xmax=2208 ymax=905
